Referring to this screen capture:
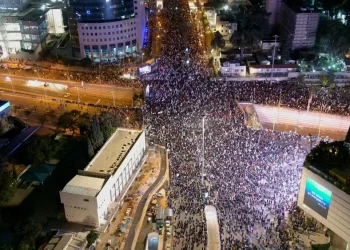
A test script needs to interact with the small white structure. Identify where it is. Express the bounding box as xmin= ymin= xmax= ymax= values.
xmin=249 ymin=64 xmax=297 ymax=74
xmin=44 ymin=231 xmax=88 ymax=250
xmin=204 ymin=7 xmax=217 ymax=29
xmin=220 ymin=59 xmax=246 ymax=77
xmin=261 ymin=39 xmax=281 ymax=52
xmin=204 ymin=8 xmax=237 ymax=39
xmin=60 ymin=128 xmax=146 ymax=227
xmin=214 ymin=16 xmax=237 ymax=40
